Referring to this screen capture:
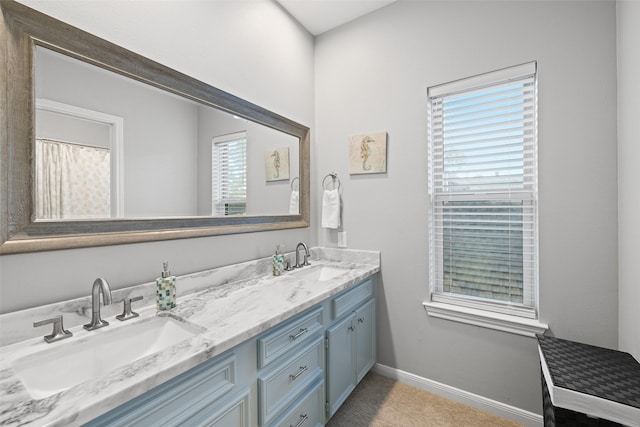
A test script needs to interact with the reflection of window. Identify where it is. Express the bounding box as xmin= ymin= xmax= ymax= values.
xmin=212 ymin=132 xmax=247 ymax=216
xmin=427 ymin=62 xmax=538 ymax=319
